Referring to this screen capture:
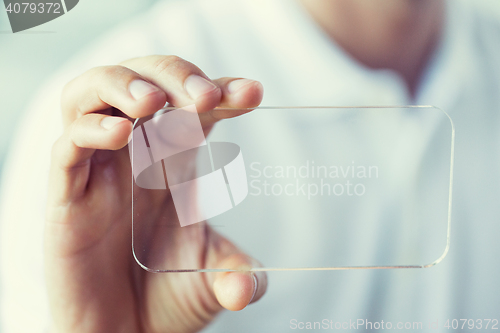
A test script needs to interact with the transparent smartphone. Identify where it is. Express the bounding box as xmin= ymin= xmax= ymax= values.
xmin=130 ymin=106 xmax=454 ymax=272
